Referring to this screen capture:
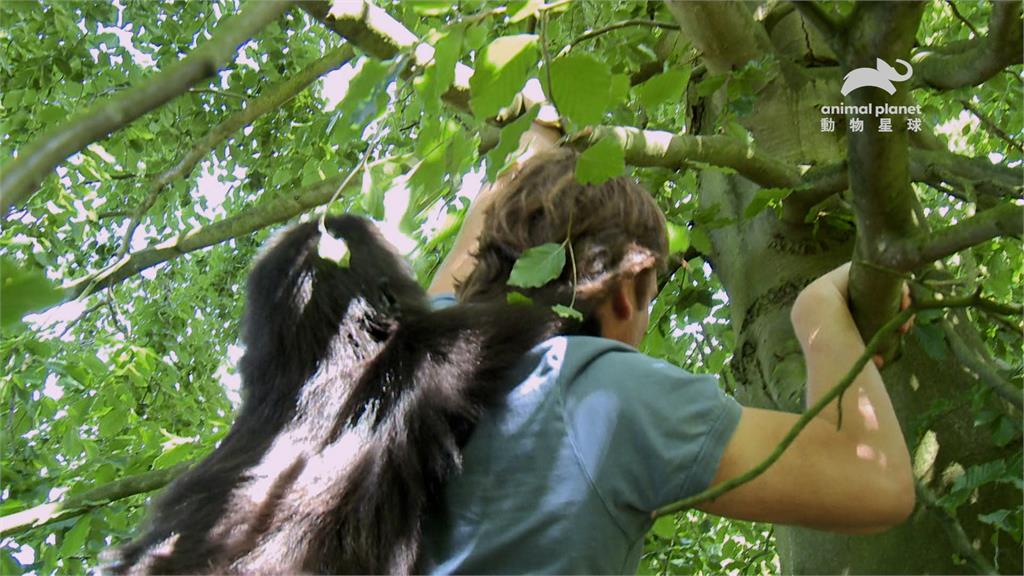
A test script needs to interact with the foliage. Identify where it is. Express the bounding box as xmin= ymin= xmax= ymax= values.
xmin=0 ymin=0 xmax=1021 ymax=574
